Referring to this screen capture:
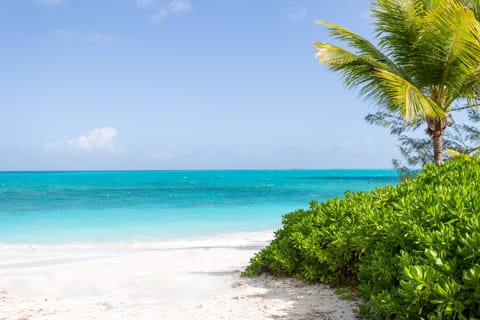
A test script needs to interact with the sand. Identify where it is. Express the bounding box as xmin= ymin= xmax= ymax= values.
xmin=0 ymin=231 xmax=359 ymax=320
